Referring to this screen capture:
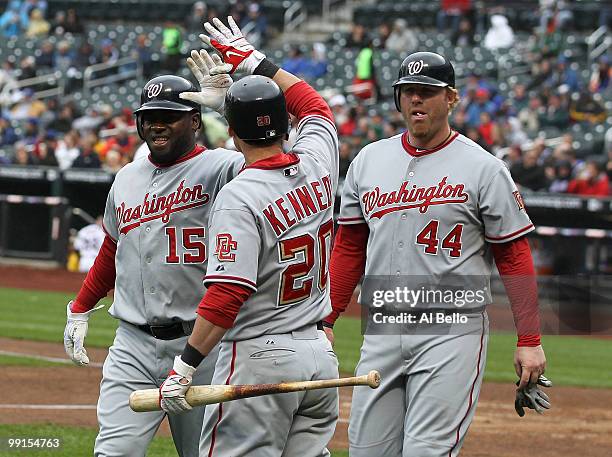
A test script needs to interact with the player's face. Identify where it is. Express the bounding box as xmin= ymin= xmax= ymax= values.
xmin=140 ymin=110 xmax=199 ymax=164
xmin=399 ymin=84 xmax=451 ymax=146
